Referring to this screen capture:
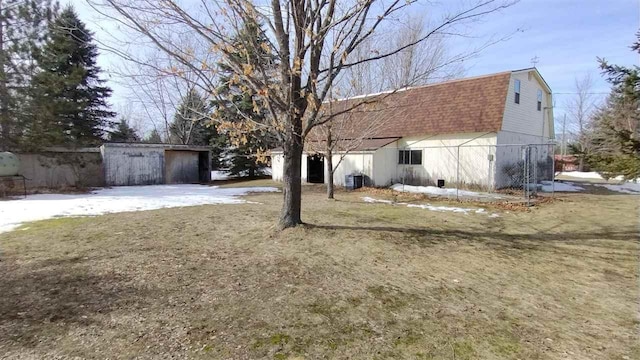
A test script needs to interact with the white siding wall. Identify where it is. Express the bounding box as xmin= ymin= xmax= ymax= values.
xmin=271 ymin=151 xmax=374 ymax=186
xmin=271 ymin=153 xmax=284 ymax=182
xmin=329 ymin=152 xmax=374 ymax=186
xmin=372 ymin=133 xmax=498 ymax=189
xmin=501 ymin=71 xmax=553 ymax=139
